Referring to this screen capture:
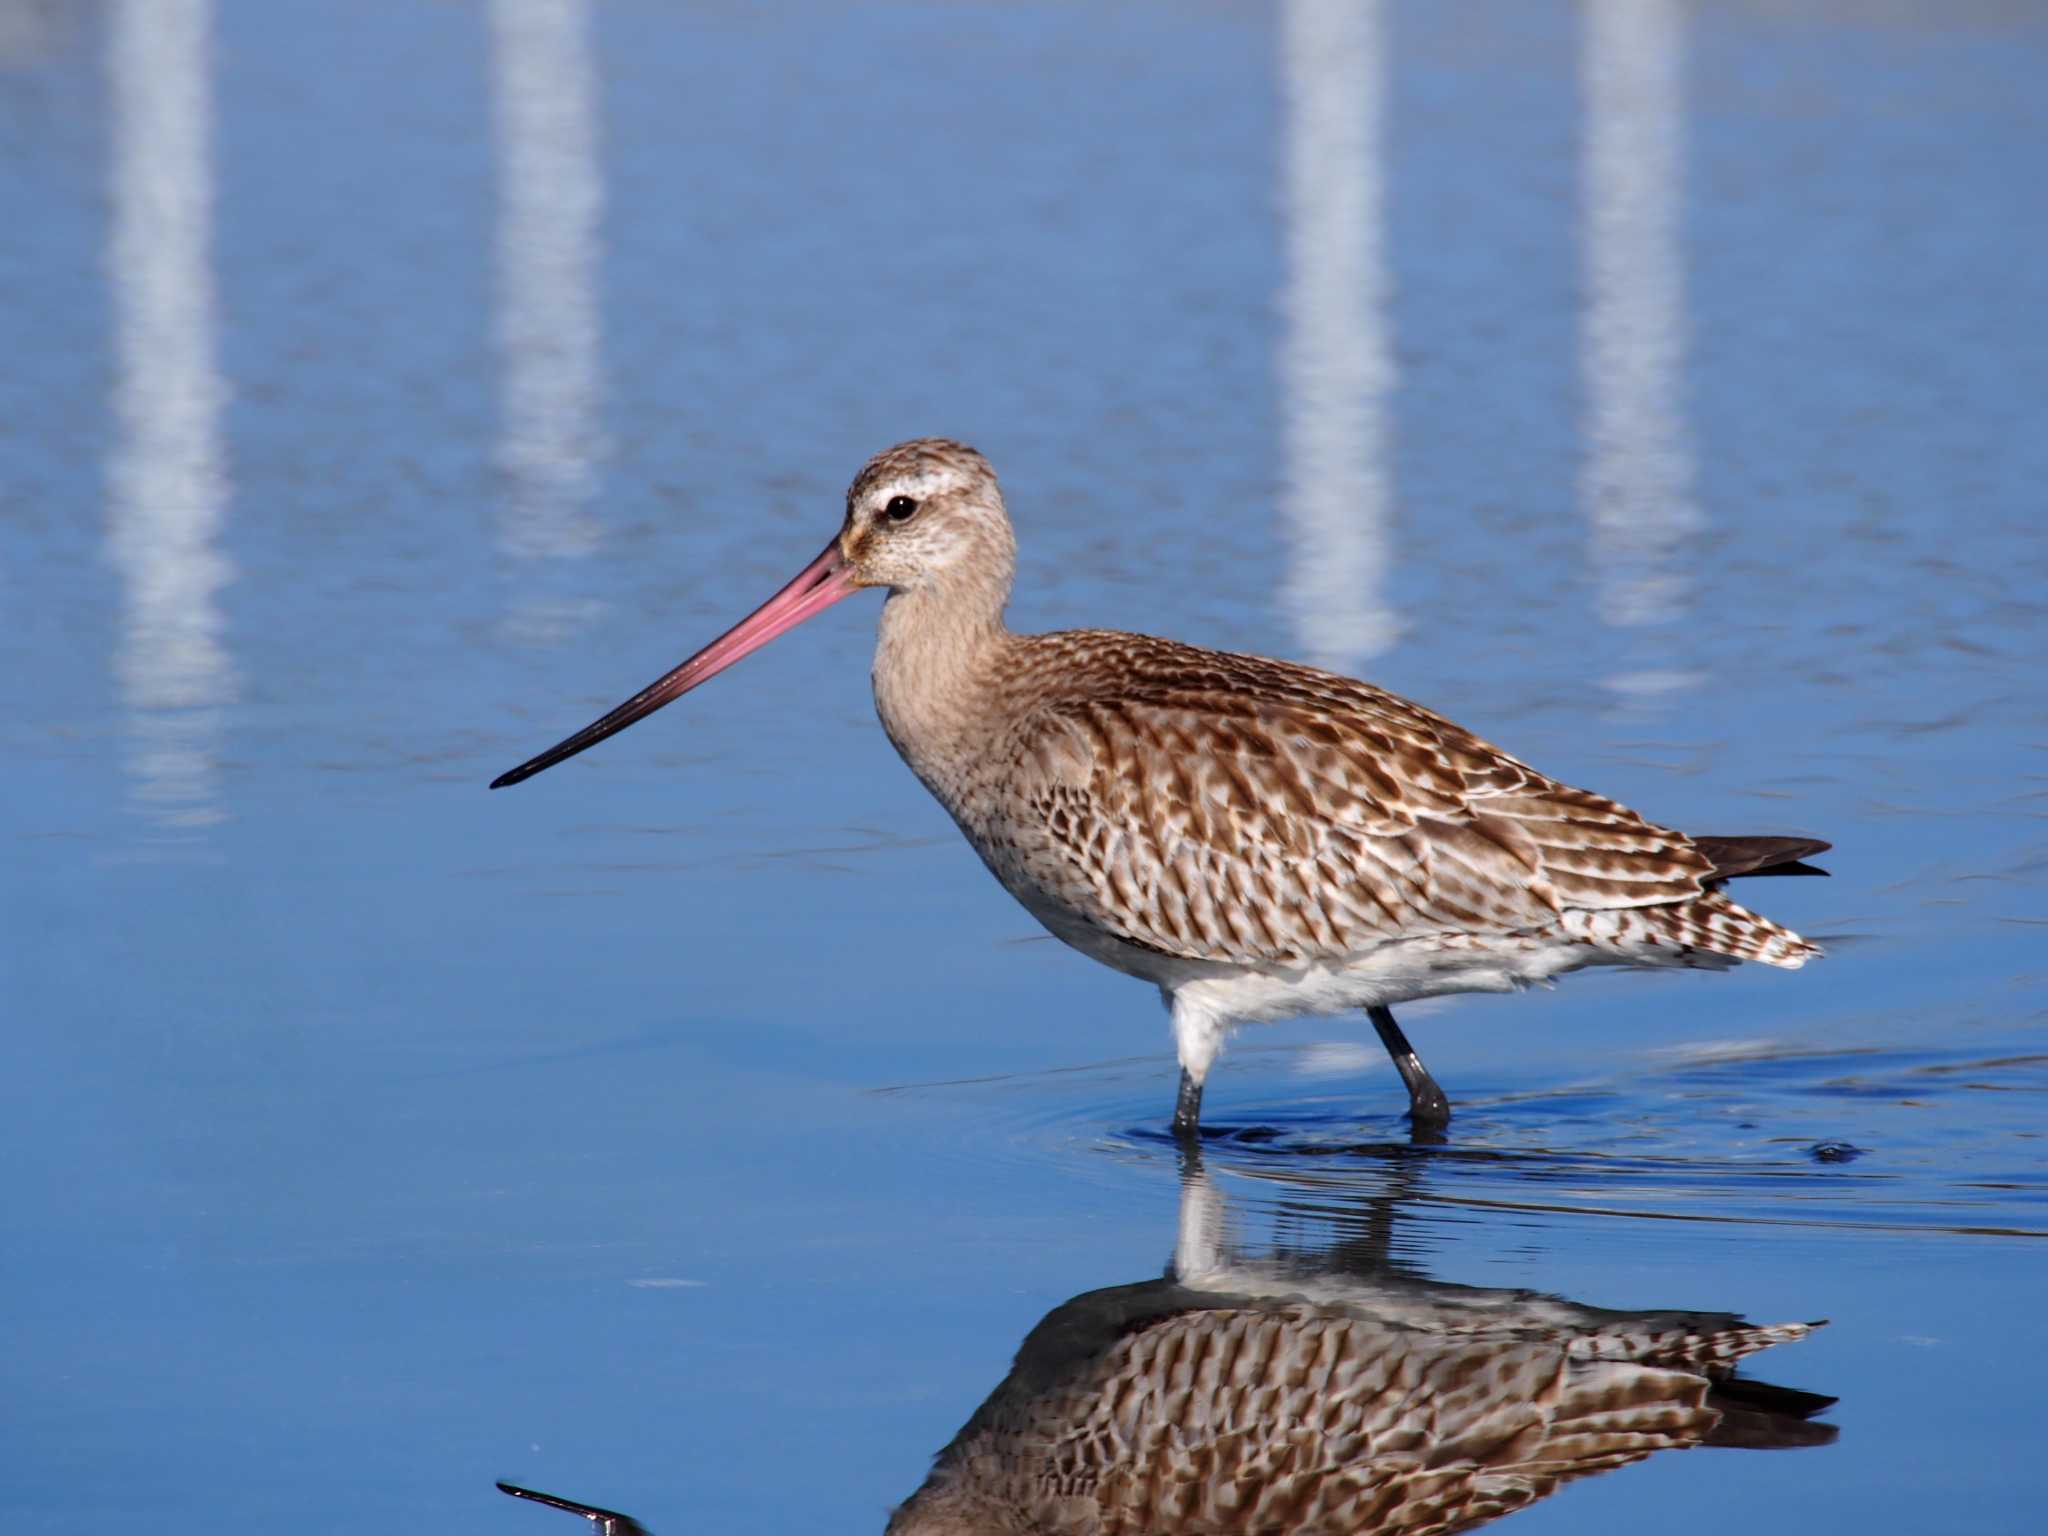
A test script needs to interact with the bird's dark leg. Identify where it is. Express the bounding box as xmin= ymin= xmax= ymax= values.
xmin=1369 ymin=1005 xmax=1451 ymax=1128
xmin=1172 ymin=1068 xmax=1205 ymax=1140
